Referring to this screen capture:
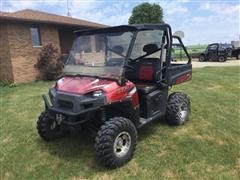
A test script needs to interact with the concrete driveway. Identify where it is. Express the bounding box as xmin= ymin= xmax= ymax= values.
xmin=173 ymin=59 xmax=240 ymax=68
xmin=191 ymin=59 xmax=240 ymax=68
